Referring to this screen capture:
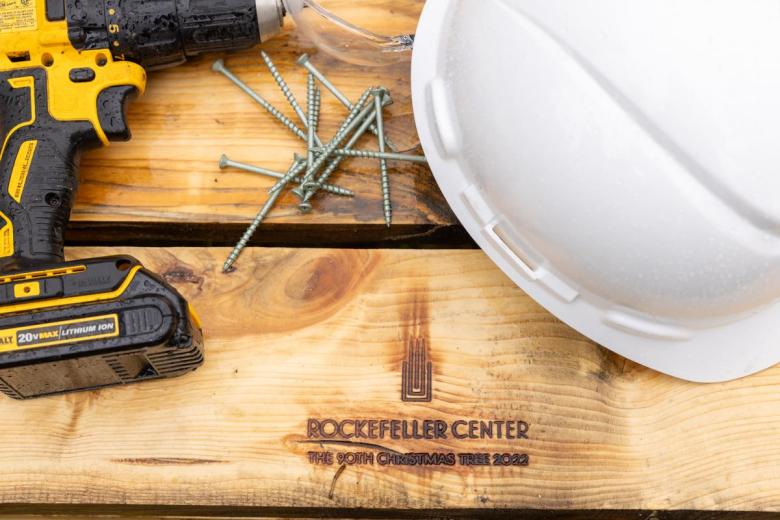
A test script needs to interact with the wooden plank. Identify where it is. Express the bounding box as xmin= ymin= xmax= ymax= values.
xmin=1 ymin=247 xmax=780 ymax=513
xmin=74 ymin=1 xmax=454 ymax=242
xmin=1 ymin=513 xmax=774 ymax=520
